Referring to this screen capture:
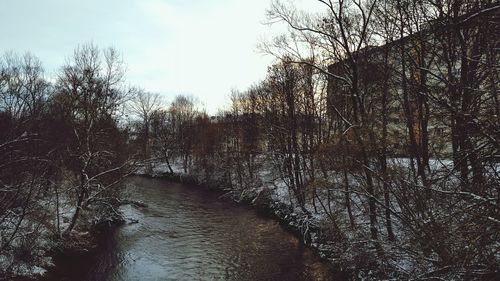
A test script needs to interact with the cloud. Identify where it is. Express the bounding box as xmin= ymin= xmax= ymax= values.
xmin=0 ymin=0 xmax=279 ymax=113
xmin=124 ymin=0 xmax=277 ymax=112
